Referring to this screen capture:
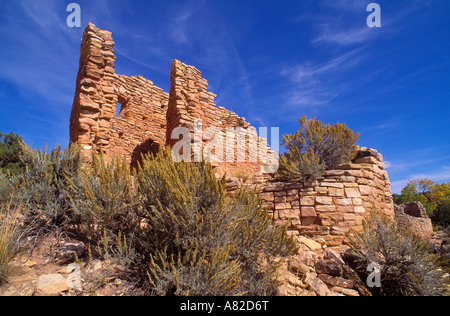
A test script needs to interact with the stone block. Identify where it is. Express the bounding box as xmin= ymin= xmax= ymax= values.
xmin=345 ymin=188 xmax=361 ymax=198
xmin=301 ymin=207 xmax=317 ymax=218
xmin=328 ymin=188 xmax=344 ymax=197
xmin=352 ymin=198 xmax=363 ymax=206
xmin=315 ymin=205 xmax=336 ymax=213
xmin=316 ymin=196 xmax=333 ymax=205
xmin=355 ymin=156 xmax=378 ymax=164
xmin=354 ymin=206 xmax=366 ymax=214
xmin=275 ymin=202 xmax=293 ymax=210
xmin=300 ymin=195 xmax=315 ymax=206
xmin=359 ymin=185 xmax=372 ymax=196
xmin=337 ymin=198 xmax=353 ymax=206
